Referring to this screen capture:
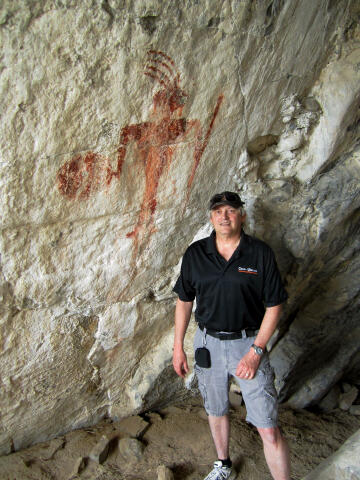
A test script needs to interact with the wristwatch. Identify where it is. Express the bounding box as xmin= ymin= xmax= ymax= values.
xmin=251 ymin=344 xmax=264 ymax=356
